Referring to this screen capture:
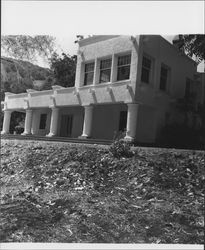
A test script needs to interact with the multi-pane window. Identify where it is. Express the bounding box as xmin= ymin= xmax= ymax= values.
xmin=117 ymin=54 xmax=131 ymax=81
xmin=84 ymin=62 xmax=95 ymax=85
xmin=99 ymin=58 xmax=112 ymax=83
xmin=141 ymin=56 xmax=152 ymax=83
xmin=39 ymin=114 xmax=47 ymax=129
xmin=160 ymin=65 xmax=169 ymax=91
